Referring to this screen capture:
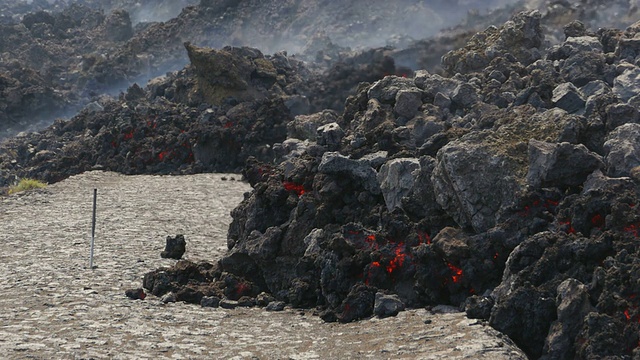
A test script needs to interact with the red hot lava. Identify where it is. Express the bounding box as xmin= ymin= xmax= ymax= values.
xmin=417 ymin=231 xmax=431 ymax=245
xmin=158 ymin=150 xmax=171 ymax=161
xmin=386 ymin=243 xmax=407 ymax=275
xmin=283 ymin=181 xmax=305 ymax=196
xmin=559 ymin=220 xmax=576 ymax=234
xmin=365 ymin=261 xmax=382 ymax=285
xmin=624 ymin=223 xmax=640 ymax=237
xmin=591 ymin=214 xmax=605 ymax=228
xmin=447 ymin=262 xmax=464 ymax=283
